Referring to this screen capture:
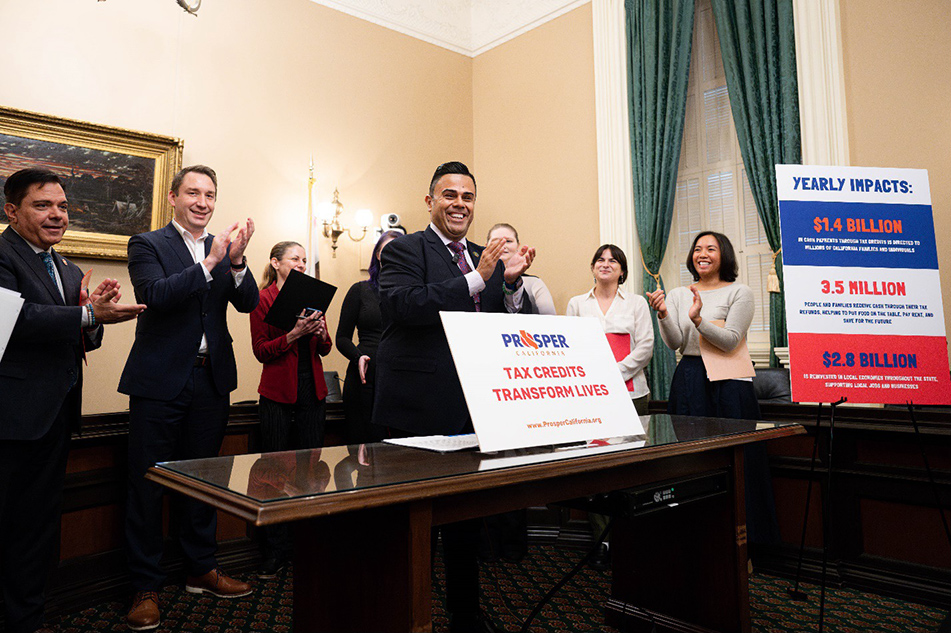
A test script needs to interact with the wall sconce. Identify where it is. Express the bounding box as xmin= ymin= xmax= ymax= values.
xmin=316 ymin=188 xmax=372 ymax=257
xmin=97 ymin=0 xmax=200 ymax=16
